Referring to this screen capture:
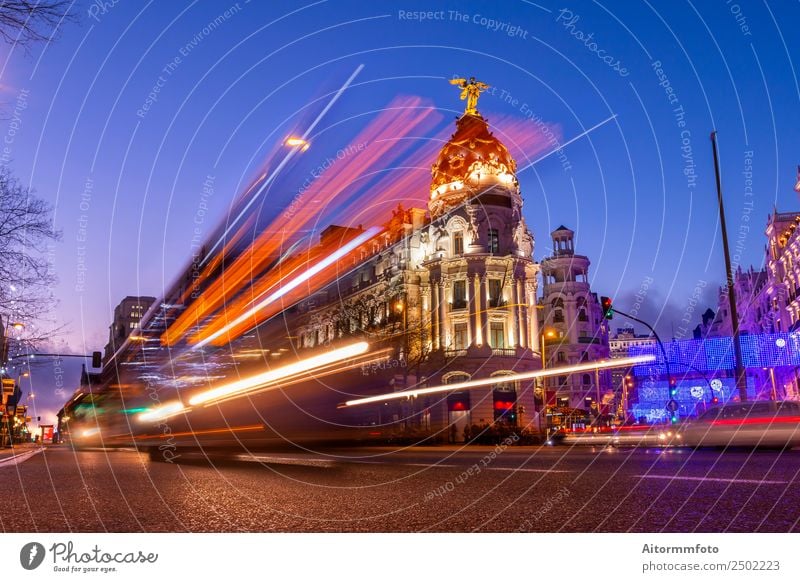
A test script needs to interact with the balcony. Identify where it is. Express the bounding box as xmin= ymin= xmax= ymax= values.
xmin=451 ymin=299 xmax=467 ymax=310
xmin=491 ymin=348 xmax=516 ymax=357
